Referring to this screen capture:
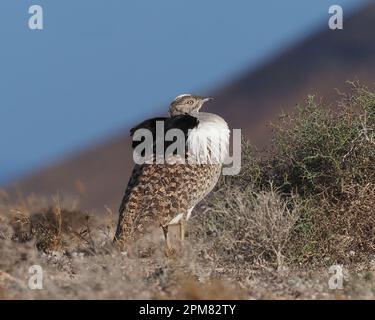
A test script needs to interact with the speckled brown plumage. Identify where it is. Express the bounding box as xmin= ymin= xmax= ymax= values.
xmin=114 ymin=155 xmax=221 ymax=247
